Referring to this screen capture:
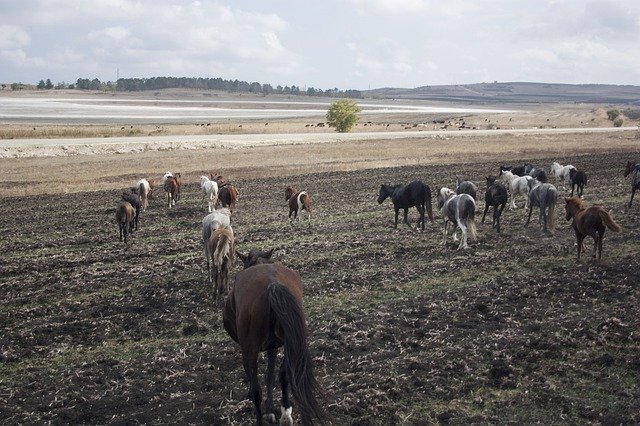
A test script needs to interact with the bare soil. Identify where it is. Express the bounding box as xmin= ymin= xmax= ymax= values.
xmin=1 ymin=144 xmax=639 ymax=424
